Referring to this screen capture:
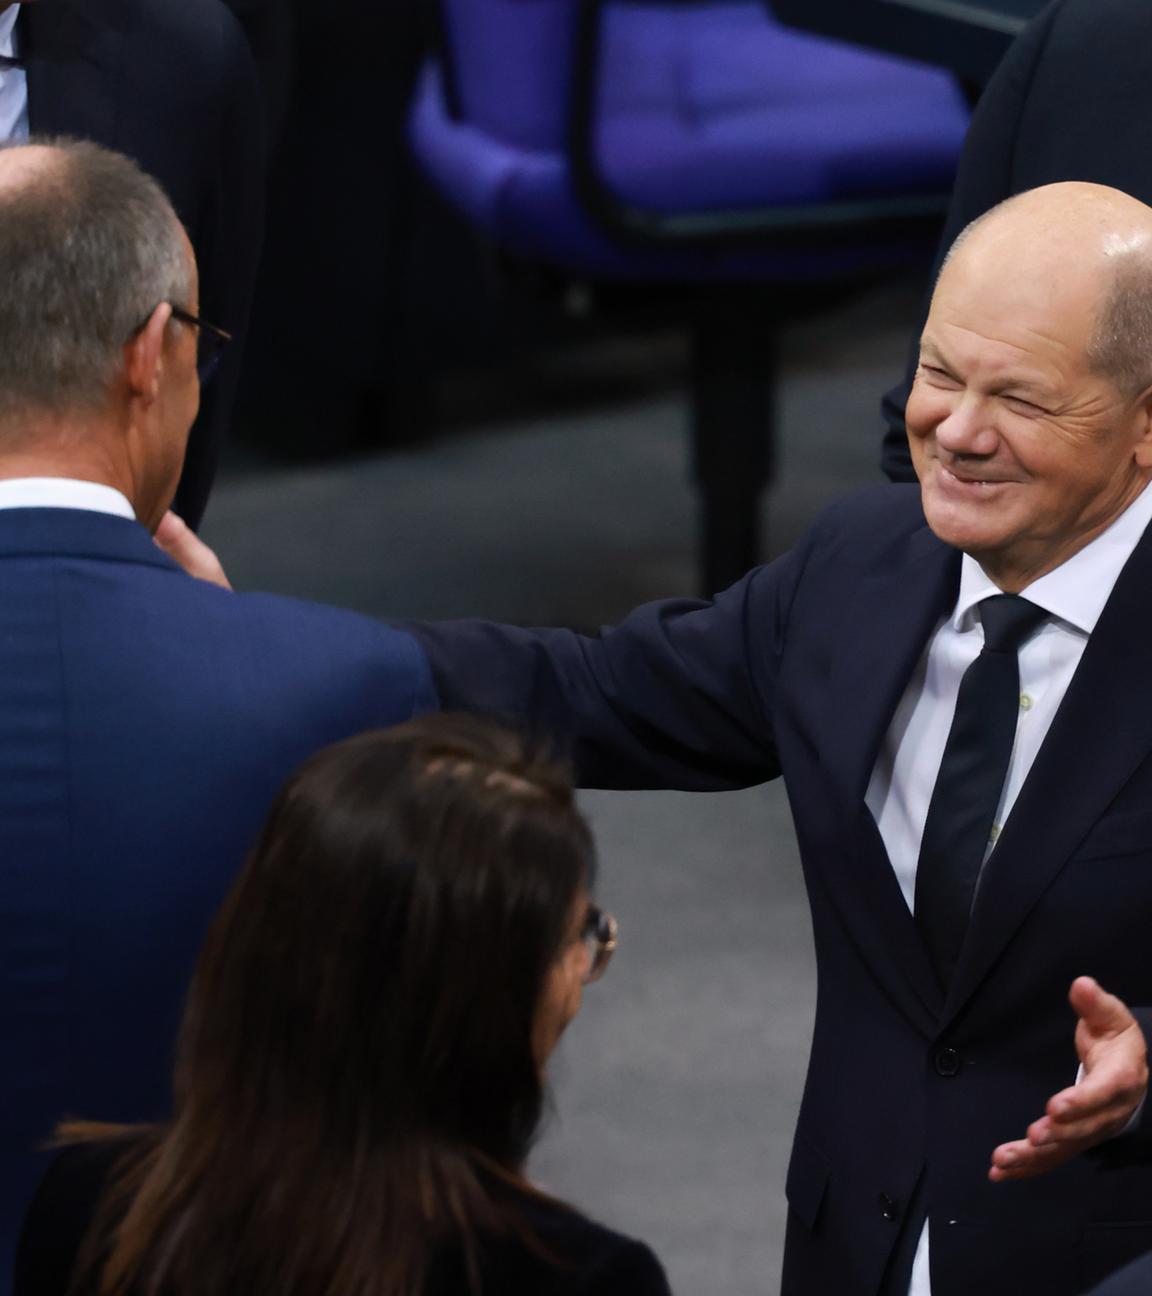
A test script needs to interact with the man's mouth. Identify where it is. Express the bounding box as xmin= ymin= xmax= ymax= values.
xmin=940 ymin=465 xmax=1011 ymax=489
